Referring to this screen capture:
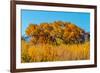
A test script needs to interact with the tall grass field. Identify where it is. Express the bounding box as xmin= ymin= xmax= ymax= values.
xmin=21 ymin=40 xmax=90 ymax=63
